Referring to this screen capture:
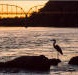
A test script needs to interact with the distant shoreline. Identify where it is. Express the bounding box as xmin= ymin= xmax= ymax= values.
xmin=0 ymin=17 xmax=77 ymax=28
xmin=0 ymin=25 xmax=78 ymax=28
